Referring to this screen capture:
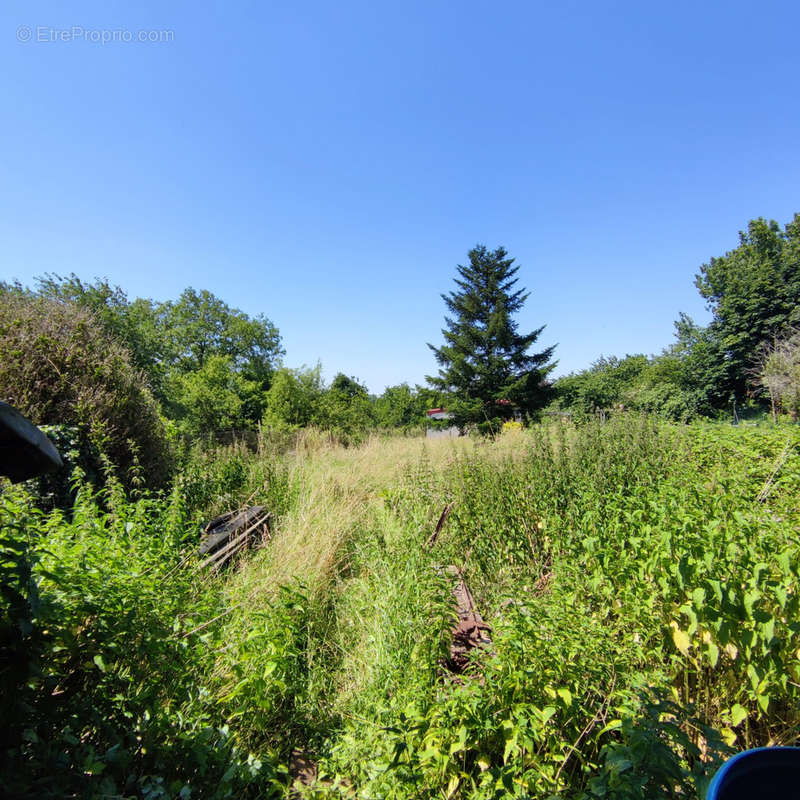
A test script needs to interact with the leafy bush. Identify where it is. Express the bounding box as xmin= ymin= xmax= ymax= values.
xmin=174 ymin=441 xmax=294 ymax=520
xmin=262 ymin=365 xmax=324 ymax=431
xmin=554 ymin=355 xmax=650 ymax=417
xmin=0 ymin=477 xmax=281 ymax=799
xmin=165 ymin=354 xmax=262 ymax=438
xmin=311 ymin=373 xmax=376 ymax=445
xmin=554 ymin=355 xmax=705 ymax=422
xmin=0 ymin=292 xmax=173 ymax=490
